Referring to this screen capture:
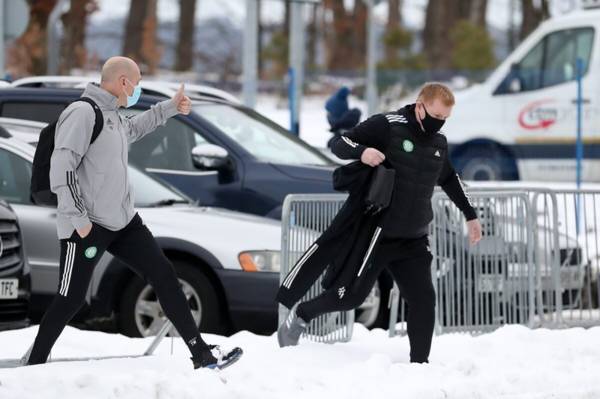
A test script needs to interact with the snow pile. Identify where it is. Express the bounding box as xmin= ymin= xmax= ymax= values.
xmin=1 ymin=324 xmax=599 ymax=399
